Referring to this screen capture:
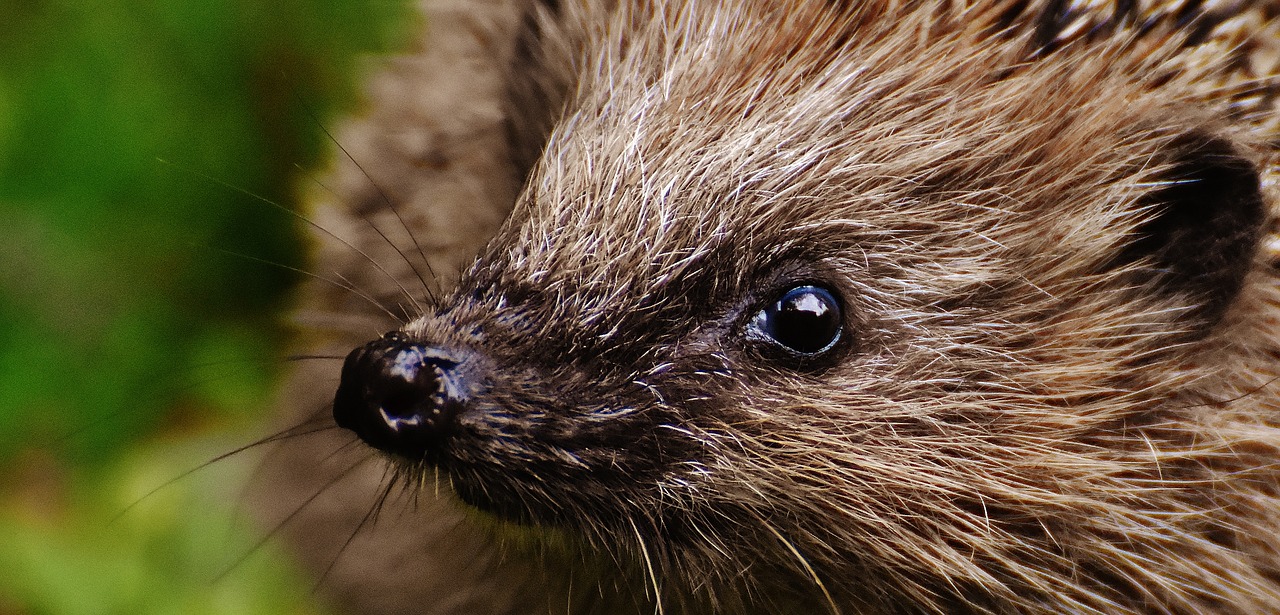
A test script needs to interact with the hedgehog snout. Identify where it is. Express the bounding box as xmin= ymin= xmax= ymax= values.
xmin=332 ymin=331 xmax=468 ymax=458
